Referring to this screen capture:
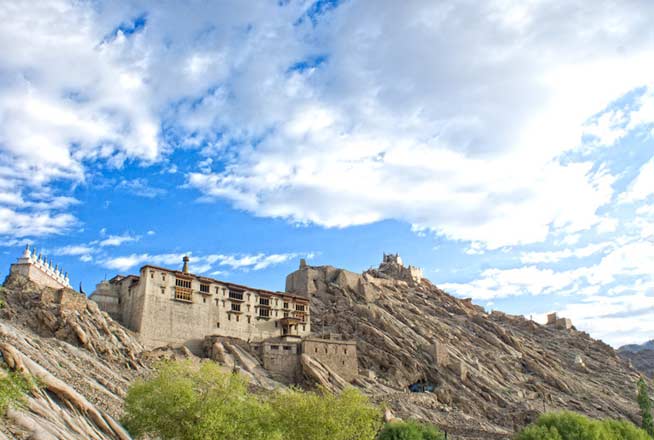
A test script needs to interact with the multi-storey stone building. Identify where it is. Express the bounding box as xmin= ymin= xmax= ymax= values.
xmin=90 ymin=256 xmax=310 ymax=352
